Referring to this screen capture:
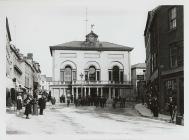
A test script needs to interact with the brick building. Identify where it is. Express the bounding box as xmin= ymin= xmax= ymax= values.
xmin=144 ymin=6 xmax=184 ymax=117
